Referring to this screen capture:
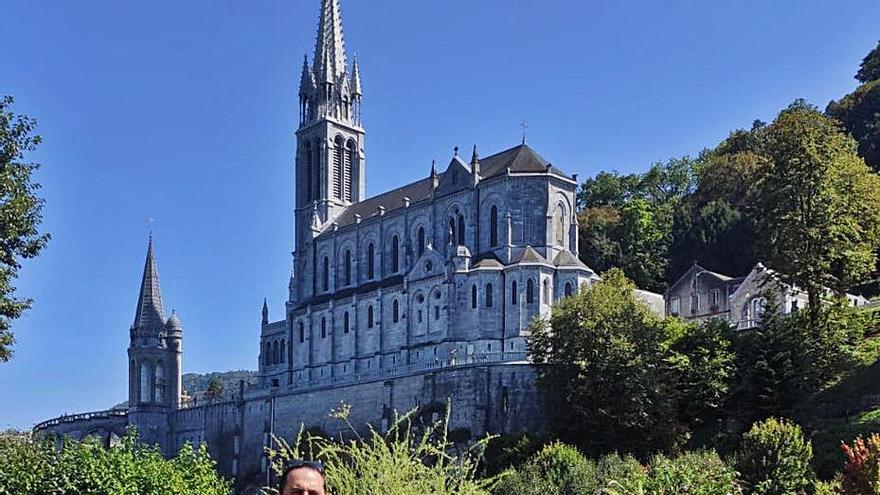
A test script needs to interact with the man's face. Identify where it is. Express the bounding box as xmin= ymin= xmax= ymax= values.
xmin=281 ymin=467 xmax=326 ymax=495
